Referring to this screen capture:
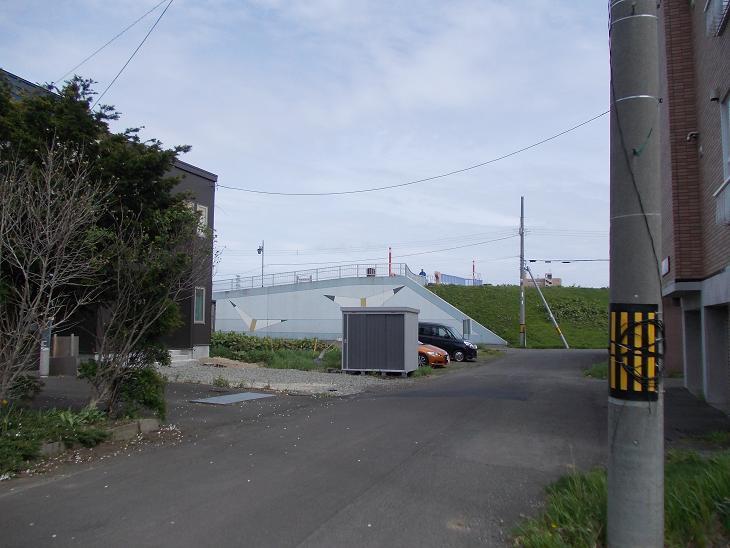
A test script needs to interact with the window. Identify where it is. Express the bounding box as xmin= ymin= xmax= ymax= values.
xmin=715 ymin=181 xmax=730 ymax=225
xmin=436 ymin=326 xmax=452 ymax=339
xmin=722 ymin=94 xmax=730 ymax=183
xmin=705 ymin=0 xmax=730 ymax=36
xmin=195 ymin=204 xmax=208 ymax=236
xmin=194 ymin=287 xmax=205 ymax=324
xmin=716 ymin=95 xmax=730 ymax=225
